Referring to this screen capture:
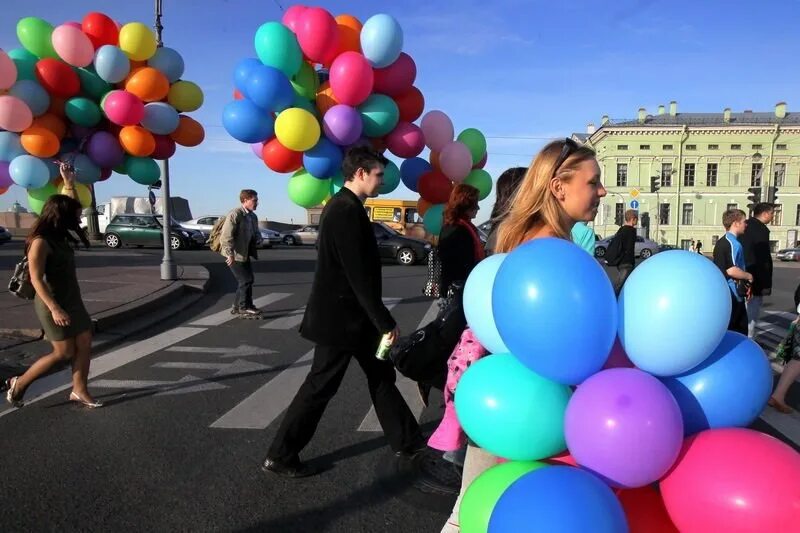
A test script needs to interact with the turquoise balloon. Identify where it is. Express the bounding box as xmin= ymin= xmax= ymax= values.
xmin=457 ymin=128 xmax=487 ymax=164
xmin=330 ymin=172 xmax=344 ymax=195
xmin=358 ymin=94 xmax=399 ymax=137
xmin=464 ymin=169 xmax=492 ymax=200
xmin=9 ymin=79 xmax=50 ymax=116
xmin=125 ymin=156 xmax=160 ymax=185
xmin=422 ymin=203 xmax=444 ymax=235
xmin=77 ymin=67 xmax=112 ymax=100
xmin=65 ymin=97 xmax=102 ymax=127
xmin=379 ymin=160 xmax=400 ymax=194
xmin=254 ymin=22 xmax=302 ymax=78
xmin=8 ymin=49 xmax=37 ymax=81
xmin=454 ymin=354 xmax=572 ymax=461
